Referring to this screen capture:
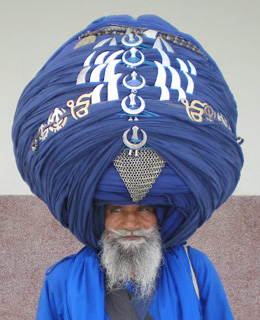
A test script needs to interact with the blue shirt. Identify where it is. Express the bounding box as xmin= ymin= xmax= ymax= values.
xmin=36 ymin=245 xmax=234 ymax=319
